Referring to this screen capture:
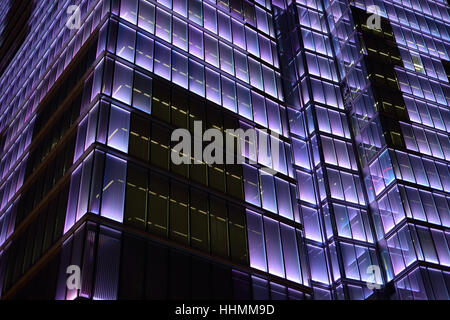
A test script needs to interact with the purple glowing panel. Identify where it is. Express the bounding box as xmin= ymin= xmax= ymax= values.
xmin=120 ymin=0 xmax=138 ymax=24
xmin=221 ymin=76 xmax=237 ymax=112
xmin=63 ymin=166 xmax=82 ymax=234
xmin=260 ymin=172 xmax=277 ymax=213
xmin=136 ymin=33 xmax=154 ymax=72
xmin=252 ymin=91 xmax=267 ymax=127
xmin=189 ymin=25 xmax=204 ymax=59
xmin=138 ymin=0 xmax=155 ymax=34
xmin=307 ymin=244 xmax=330 ymax=284
xmin=264 ymin=217 xmax=285 ymax=278
xmin=236 ymin=84 xmax=252 ymax=120
xmin=297 ymin=170 xmax=316 ymax=205
xmin=93 ymin=227 xmax=121 ymax=300
xmin=100 ymin=154 xmax=127 ymax=223
xmin=280 ymin=223 xmax=302 ymax=284
xmin=112 ymin=62 xmax=133 ymax=105
xmin=76 ymin=153 xmax=94 ymax=222
xmin=246 ymin=210 xmax=267 ymax=272
xmin=243 ymin=164 xmax=261 ymax=206
xmin=205 ymin=68 xmax=221 ymax=105
xmin=171 ymin=51 xmax=188 ymax=89
xmin=173 ymin=17 xmax=188 ymax=51
xmin=107 ymin=105 xmax=130 ymax=153
xmin=302 ymin=206 xmax=322 ymax=242
xmin=116 ymin=23 xmax=136 ymax=63
xmin=189 ymin=59 xmax=205 ymax=97
xmin=154 ymin=42 xmax=171 ymax=80
xmin=275 ymin=177 xmax=293 ymax=220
